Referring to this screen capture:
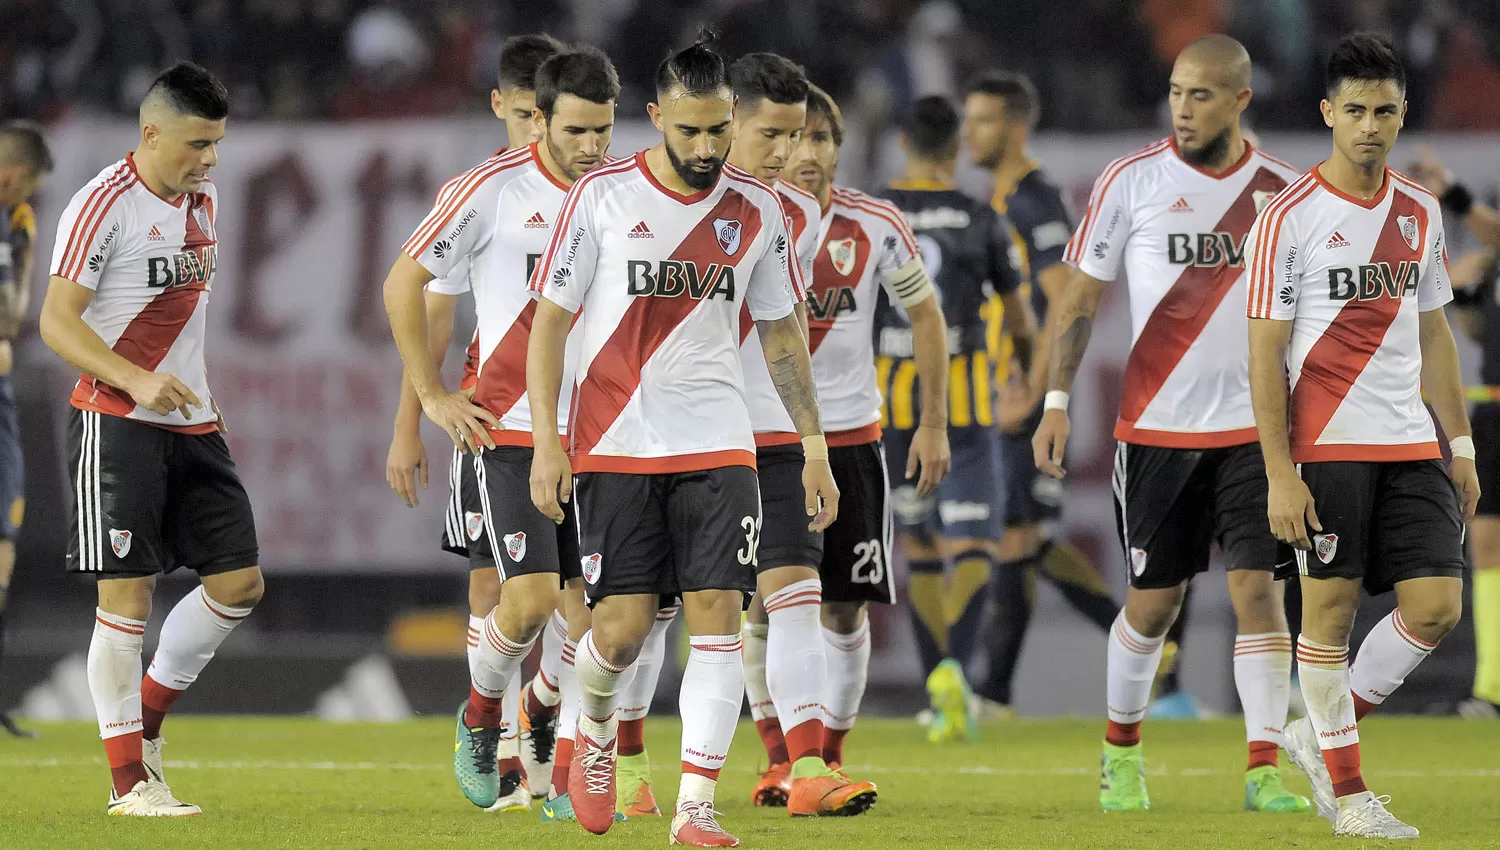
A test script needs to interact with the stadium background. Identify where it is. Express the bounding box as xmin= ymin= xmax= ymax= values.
xmin=3 ymin=0 xmax=1500 ymax=722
